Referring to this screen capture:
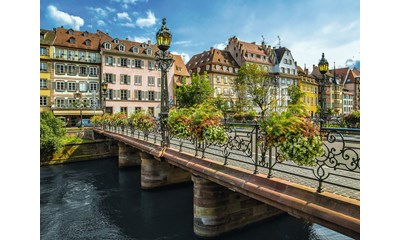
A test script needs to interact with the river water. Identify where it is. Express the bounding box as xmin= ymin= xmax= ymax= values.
xmin=40 ymin=158 xmax=352 ymax=240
